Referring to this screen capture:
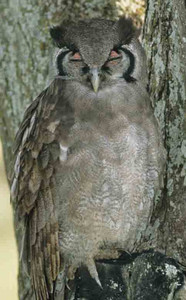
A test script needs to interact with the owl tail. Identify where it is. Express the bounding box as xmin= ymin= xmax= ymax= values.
xmin=86 ymin=258 xmax=102 ymax=288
